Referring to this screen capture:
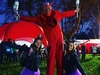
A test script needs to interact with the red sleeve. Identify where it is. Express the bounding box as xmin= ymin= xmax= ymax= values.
xmin=59 ymin=10 xmax=75 ymax=19
xmin=20 ymin=16 xmax=37 ymax=22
